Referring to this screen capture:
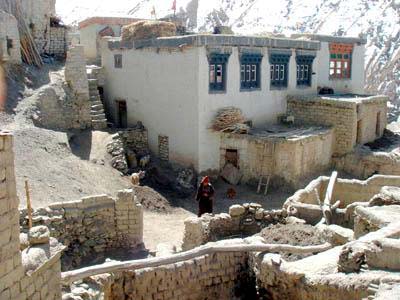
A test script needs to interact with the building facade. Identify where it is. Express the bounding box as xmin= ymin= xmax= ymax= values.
xmin=101 ymin=33 xmax=375 ymax=175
